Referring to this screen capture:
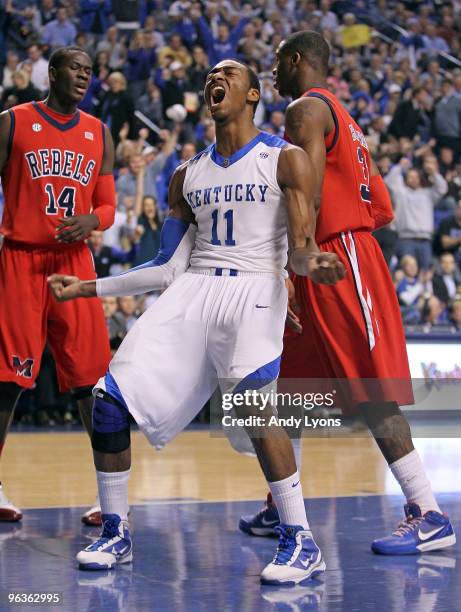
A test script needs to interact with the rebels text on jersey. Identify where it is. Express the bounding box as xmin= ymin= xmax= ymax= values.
xmin=0 ymin=101 xmax=105 ymax=247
